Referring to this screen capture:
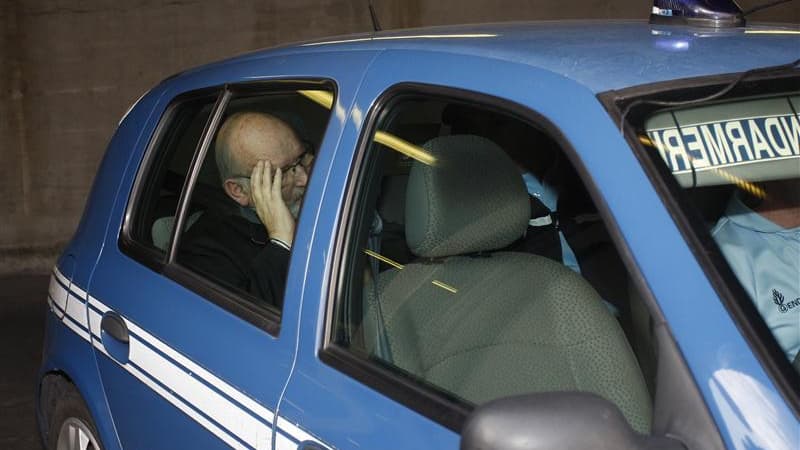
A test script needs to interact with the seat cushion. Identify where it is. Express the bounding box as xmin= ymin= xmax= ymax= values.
xmin=374 ymin=252 xmax=652 ymax=434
